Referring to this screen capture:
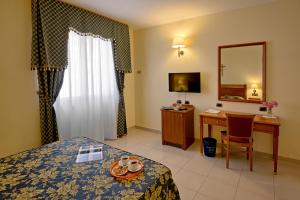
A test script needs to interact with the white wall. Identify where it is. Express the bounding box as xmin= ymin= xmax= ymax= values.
xmin=0 ymin=0 xmax=41 ymax=158
xmin=133 ymin=0 xmax=300 ymax=160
